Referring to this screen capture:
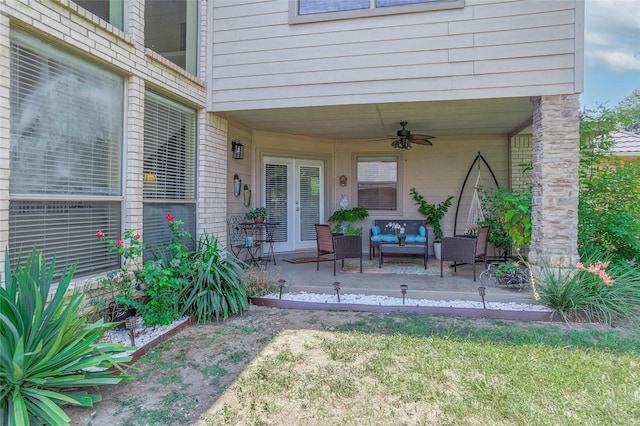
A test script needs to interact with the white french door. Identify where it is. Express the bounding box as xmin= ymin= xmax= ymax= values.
xmin=263 ymin=157 xmax=324 ymax=252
